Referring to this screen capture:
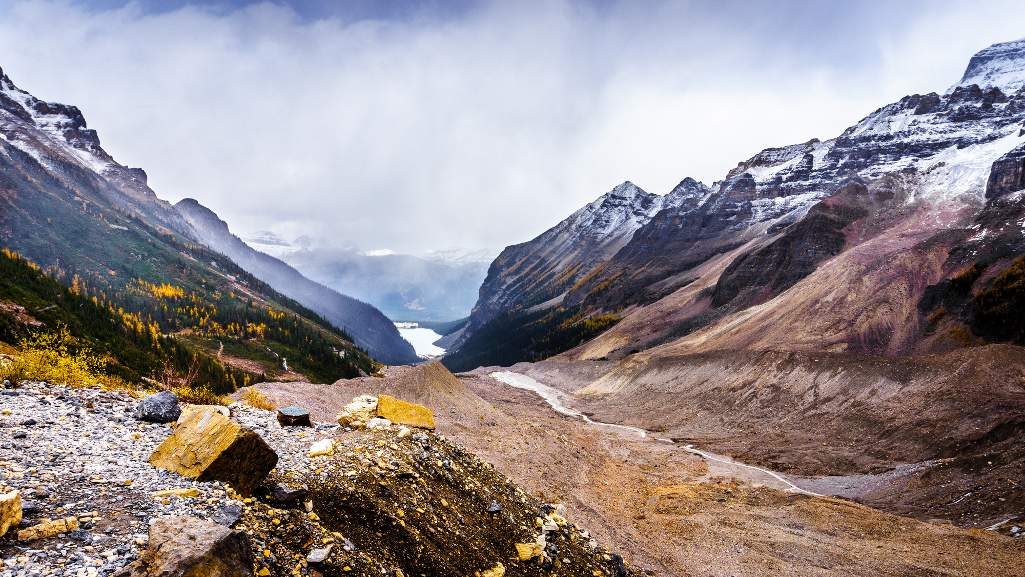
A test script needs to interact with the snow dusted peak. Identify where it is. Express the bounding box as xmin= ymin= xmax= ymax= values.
xmin=663 ymin=177 xmax=711 ymax=211
xmin=564 ymin=181 xmax=663 ymax=241
xmin=0 ymin=65 xmax=113 ymax=174
xmin=955 ymin=37 xmax=1025 ymax=94
xmin=607 ymin=180 xmax=646 ymax=199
